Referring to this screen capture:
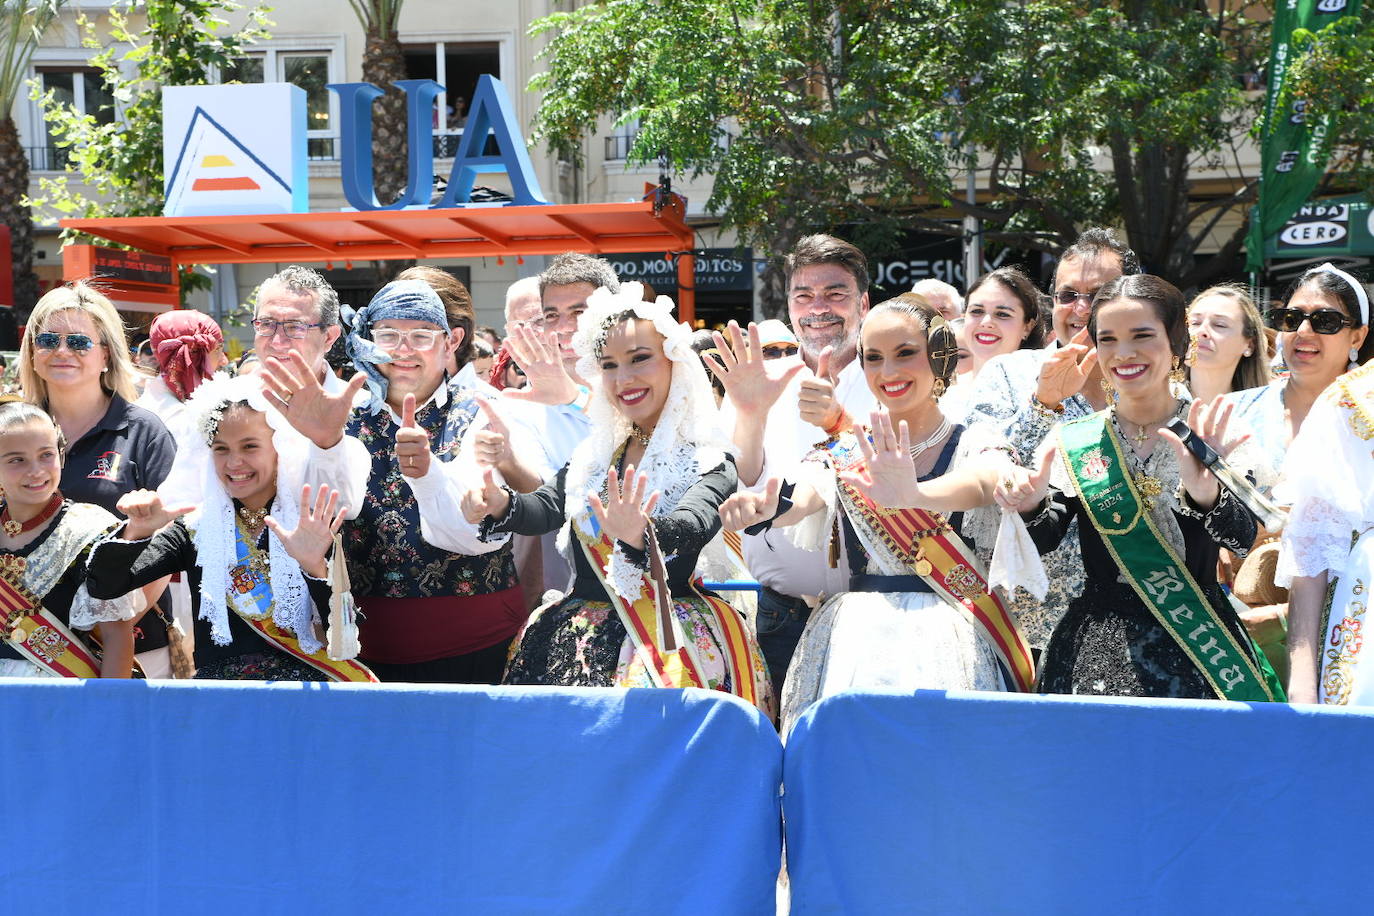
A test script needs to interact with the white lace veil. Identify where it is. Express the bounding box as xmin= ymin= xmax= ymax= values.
xmin=158 ymin=374 xmax=318 ymax=650
xmin=557 ymin=283 xmax=735 ymax=589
